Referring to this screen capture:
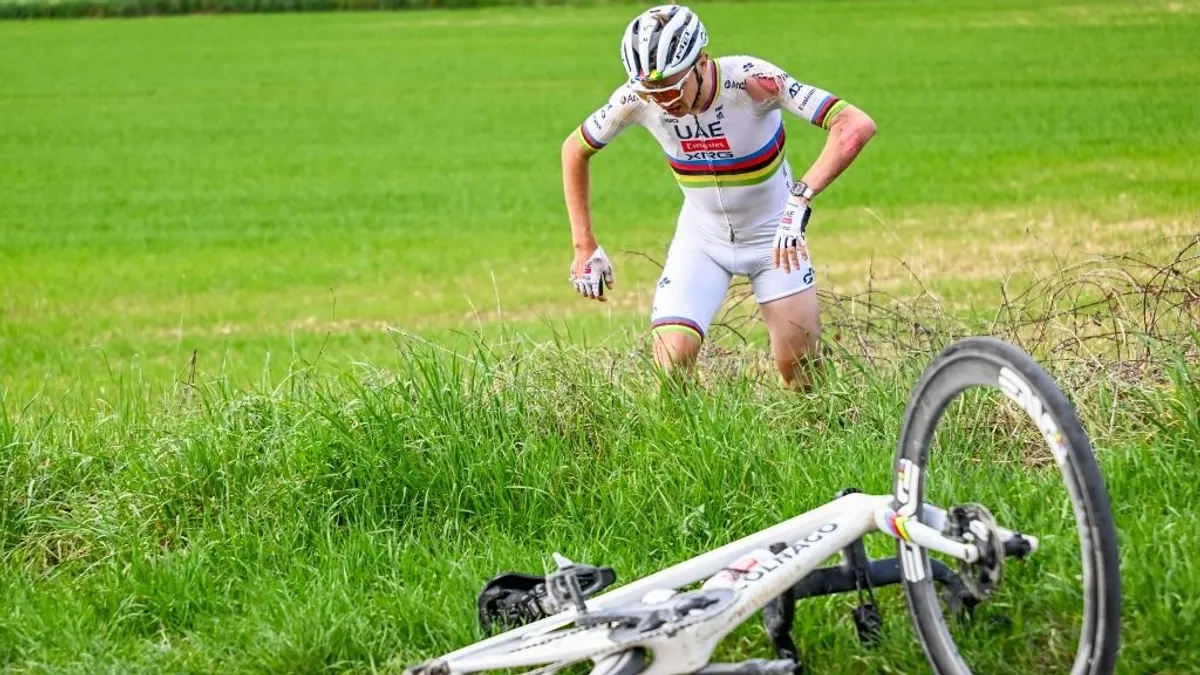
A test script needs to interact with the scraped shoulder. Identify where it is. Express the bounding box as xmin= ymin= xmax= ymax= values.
xmin=719 ymin=55 xmax=791 ymax=104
